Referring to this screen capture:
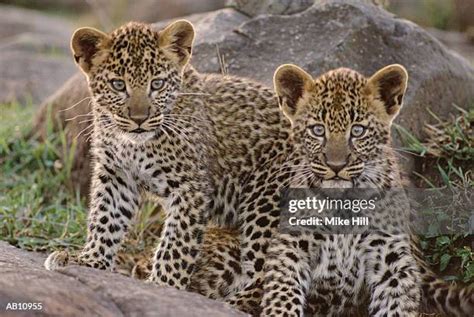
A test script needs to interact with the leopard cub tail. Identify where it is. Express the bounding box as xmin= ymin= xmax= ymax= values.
xmin=422 ymin=272 xmax=474 ymax=317
xmin=420 ymin=264 xmax=474 ymax=316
